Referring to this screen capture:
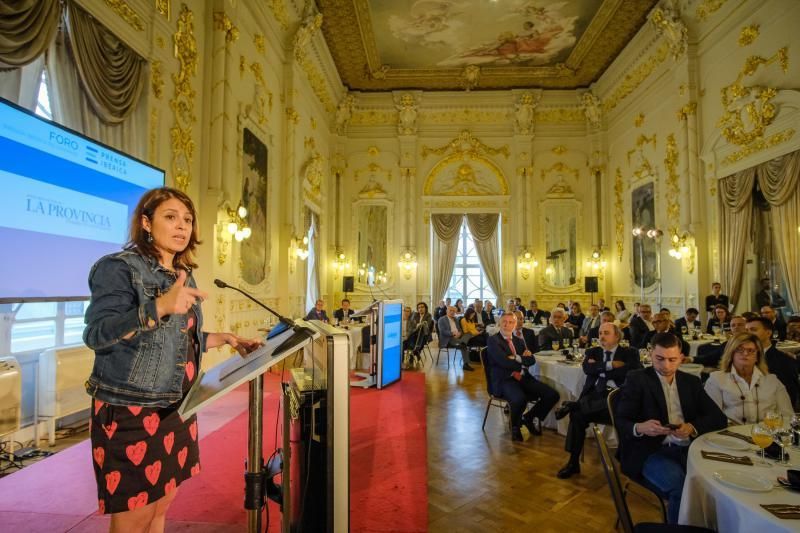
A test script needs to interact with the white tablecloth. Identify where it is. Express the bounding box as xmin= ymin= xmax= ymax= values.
xmin=777 ymin=341 xmax=800 ymax=355
xmin=687 ymin=338 xmax=715 ymax=357
xmin=679 ymin=426 xmax=800 ymax=532
xmin=532 ymin=355 xmax=586 ymax=435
